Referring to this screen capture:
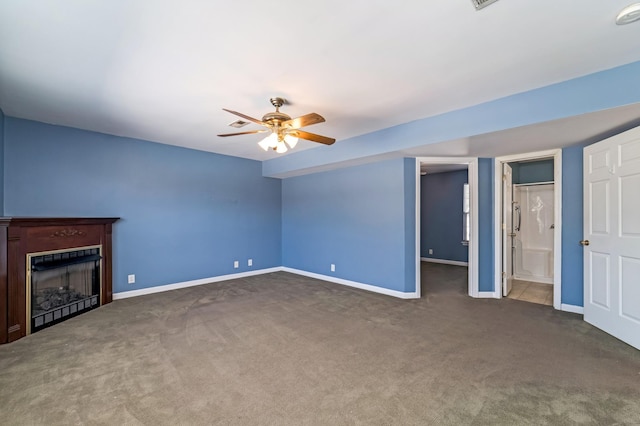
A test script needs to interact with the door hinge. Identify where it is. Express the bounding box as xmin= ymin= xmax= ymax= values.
xmin=502 ymin=174 xmax=507 ymax=181
xmin=502 ymin=271 xmax=506 ymax=279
